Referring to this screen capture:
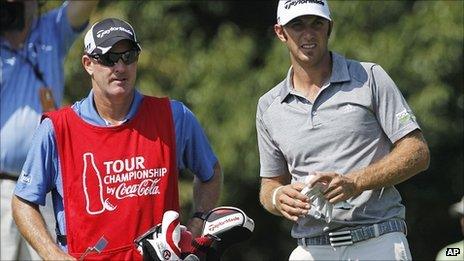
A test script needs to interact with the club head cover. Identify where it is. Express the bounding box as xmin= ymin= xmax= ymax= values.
xmin=179 ymin=228 xmax=216 ymax=261
xmin=200 ymin=206 xmax=254 ymax=259
xmin=142 ymin=239 xmax=160 ymax=261
xmin=191 ymin=235 xmax=216 ymax=258
xmin=161 ymin=210 xmax=182 ymax=258
xmin=179 ymin=227 xmax=193 ymax=253
xmin=135 ymin=210 xmax=182 ymax=261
